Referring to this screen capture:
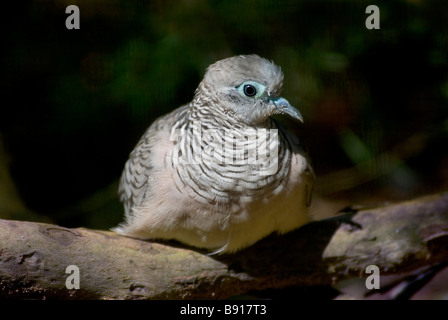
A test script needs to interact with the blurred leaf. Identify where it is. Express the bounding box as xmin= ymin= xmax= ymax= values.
xmin=339 ymin=128 xmax=372 ymax=164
